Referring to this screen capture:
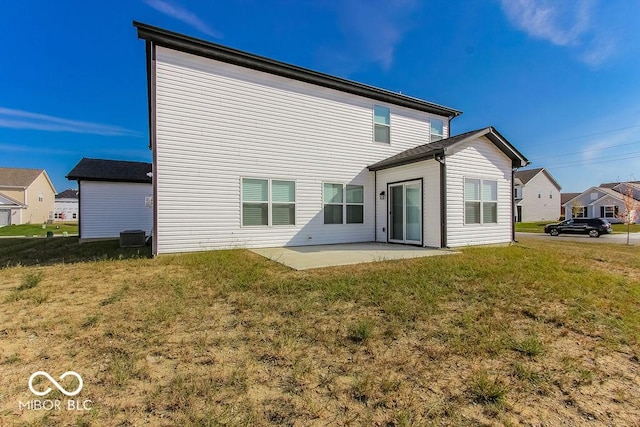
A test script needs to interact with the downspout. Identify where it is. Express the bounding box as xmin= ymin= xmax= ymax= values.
xmin=77 ymin=181 xmax=82 ymax=241
xmin=146 ymin=40 xmax=159 ymax=257
xmin=512 ymin=166 xmax=520 ymax=243
xmin=436 ymin=150 xmax=447 ymax=248
xmin=373 ymin=170 xmax=377 ymax=243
